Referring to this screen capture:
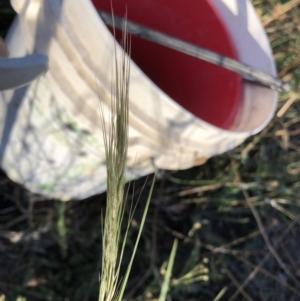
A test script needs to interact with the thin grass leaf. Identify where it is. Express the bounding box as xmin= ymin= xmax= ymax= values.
xmin=159 ymin=239 xmax=178 ymax=301
xmin=115 ymin=176 xmax=149 ymax=282
xmin=115 ymin=174 xmax=156 ymax=301
xmin=212 ymin=286 xmax=228 ymax=301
